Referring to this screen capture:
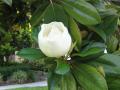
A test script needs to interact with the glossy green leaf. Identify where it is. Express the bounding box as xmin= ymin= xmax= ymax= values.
xmin=97 ymin=15 xmax=118 ymax=36
xmin=106 ymin=36 xmax=118 ymax=53
xmin=48 ymin=72 xmax=76 ymax=90
xmin=72 ymin=64 xmax=108 ymax=90
xmin=88 ymin=26 xmax=106 ymax=42
xmin=84 ymin=42 xmax=106 ymax=49
xmin=69 ymin=18 xmax=82 ymax=49
xmin=48 ymin=72 xmax=60 ymax=90
xmin=96 ymin=54 xmax=120 ymax=75
xmin=31 ymin=3 xmax=68 ymax=27
xmin=30 ymin=1 xmax=49 ymax=27
xmin=43 ymin=3 xmax=68 ymax=26
xmin=17 ymin=48 xmax=45 ymax=60
xmin=2 ymin=0 xmax=12 ymax=6
xmin=98 ymin=54 xmax=120 ymax=67
xmin=55 ymin=59 xmax=70 ymax=75
xmin=73 ymin=47 xmax=104 ymax=57
xmin=103 ymin=15 xmax=118 ymax=35
xmin=72 ymin=42 xmax=105 ymax=60
xmin=87 ymin=0 xmax=105 ymax=10
xmin=61 ymin=0 xmax=101 ymax=25
xmin=61 ymin=72 xmax=76 ymax=90
xmin=88 ymin=54 xmax=120 ymax=75
xmin=31 ymin=27 xmax=40 ymax=42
